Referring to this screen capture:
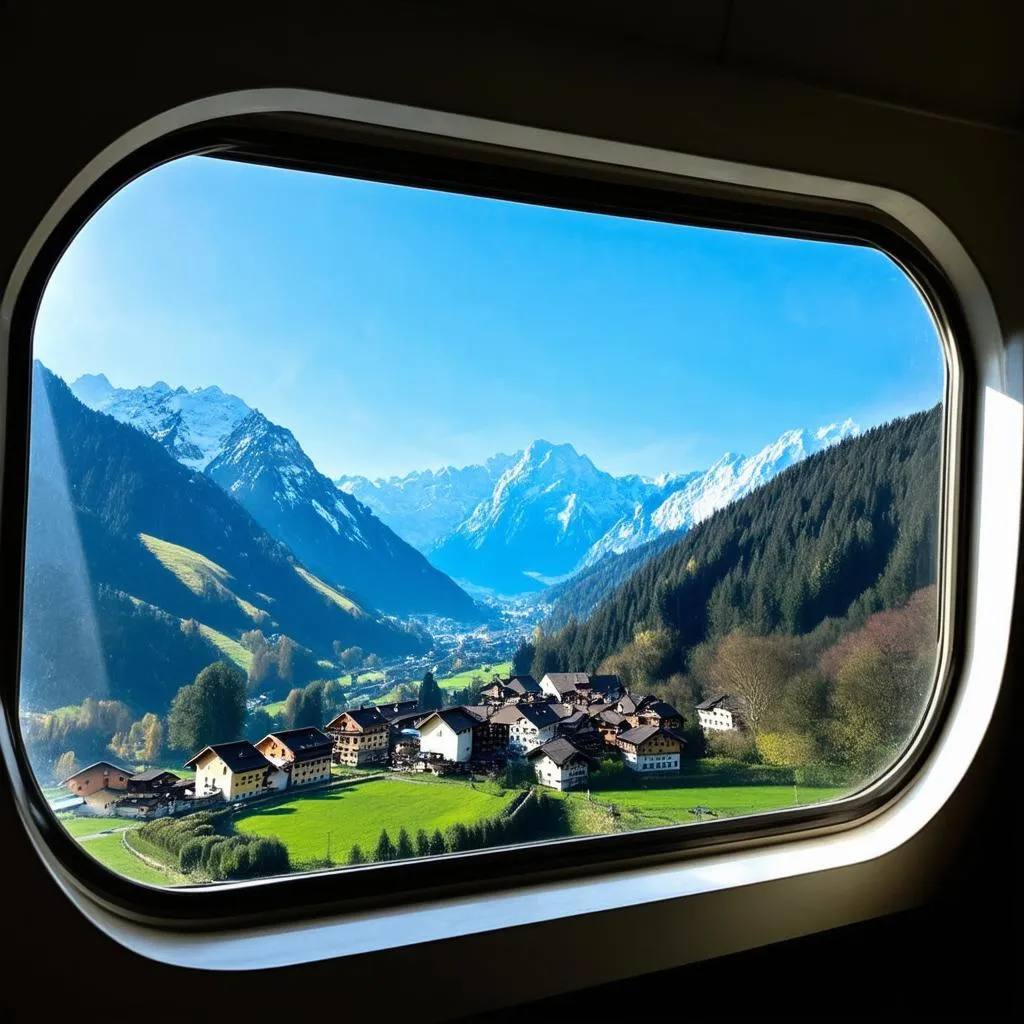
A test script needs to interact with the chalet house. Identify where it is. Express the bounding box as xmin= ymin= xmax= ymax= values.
xmin=695 ymin=694 xmax=745 ymax=732
xmin=592 ymin=708 xmax=627 ymax=745
xmin=480 ymin=681 xmax=515 ymax=704
xmin=256 ymin=727 xmax=333 ymax=787
xmin=417 ymin=708 xmax=478 ymax=763
xmin=587 ymin=674 xmax=624 ymax=701
xmin=125 ymin=769 xmax=180 ymax=795
xmin=461 ymin=705 xmax=505 ymax=760
xmin=505 ymin=674 xmax=541 ymax=696
xmin=325 ymin=707 xmax=389 ymax=765
xmin=554 ymin=709 xmax=606 ymax=757
xmin=185 ymin=740 xmax=278 ymax=802
xmin=492 ymin=702 xmax=562 ymax=756
xmin=625 ymin=696 xmax=684 ymax=731
xmin=540 ymin=672 xmax=591 ymax=701
xmin=527 ymin=737 xmax=589 ymax=791
xmin=616 ymin=726 xmax=684 ymax=773
xmin=62 ymin=761 xmax=132 ymax=799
